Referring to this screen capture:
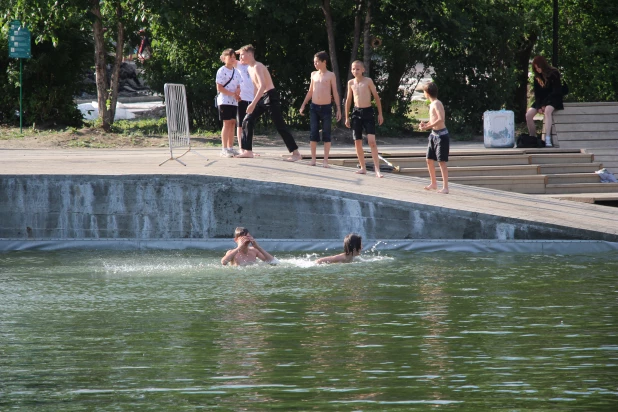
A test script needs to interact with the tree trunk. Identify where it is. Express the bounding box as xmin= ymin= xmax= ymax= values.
xmin=321 ymin=0 xmax=342 ymax=122
xmin=380 ymin=50 xmax=410 ymax=116
xmin=362 ymin=0 xmax=372 ymax=77
xmin=348 ymin=0 xmax=363 ymax=81
xmin=513 ymin=33 xmax=537 ymax=123
xmin=91 ymin=1 xmax=111 ymax=131
xmin=106 ymin=6 xmax=125 ymax=127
